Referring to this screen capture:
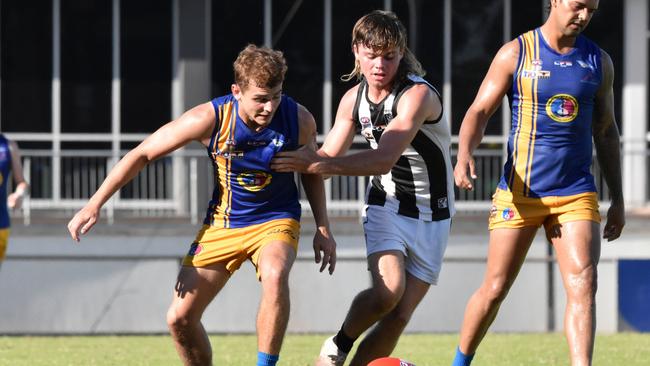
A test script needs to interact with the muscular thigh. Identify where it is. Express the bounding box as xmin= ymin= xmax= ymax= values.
xmin=548 ymin=220 xmax=600 ymax=277
xmin=256 ymin=240 xmax=297 ymax=283
xmin=171 ymin=263 xmax=231 ymax=319
xmin=483 ymin=226 xmax=538 ymax=286
xmin=368 ymin=250 xmax=406 ymax=296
